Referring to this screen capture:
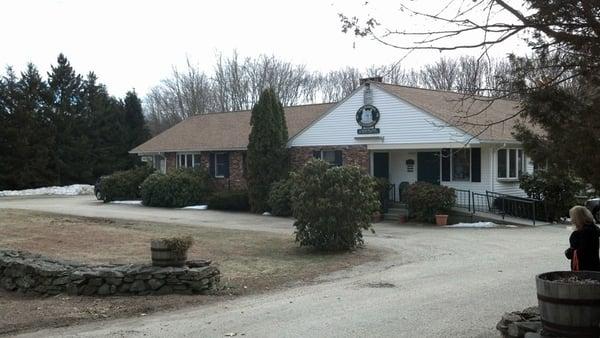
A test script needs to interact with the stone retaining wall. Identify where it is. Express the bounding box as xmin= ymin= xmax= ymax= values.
xmin=0 ymin=250 xmax=220 ymax=296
